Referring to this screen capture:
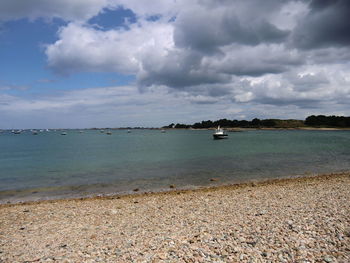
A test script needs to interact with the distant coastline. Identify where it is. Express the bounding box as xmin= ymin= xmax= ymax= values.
xmin=162 ymin=115 xmax=350 ymax=130
xmin=1 ymin=115 xmax=350 ymax=131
